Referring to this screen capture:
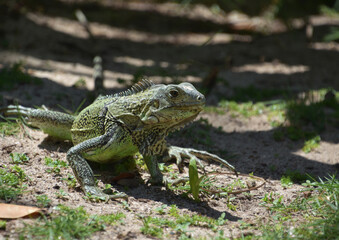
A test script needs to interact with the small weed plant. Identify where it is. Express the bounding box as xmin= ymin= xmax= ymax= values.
xmin=258 ymin=175 xmax=339 ymax=239
xmin=36 ymin=194 xmax=51 ymax=208
xmin=213 ymin=88 xmax=339 ymax=153
xmin=44 ymin=157 xmax=68 ymax=174
xmin=140 ymin=204 xmax=227 ymax=239
xmin=62 ymin=174 xmax=77 ymax=189
xmin=0 ymin=119 xmax=21 ymax=136
xmin=10 ymin=152 xmax=29 ymax=164
xmin=0 ymin=164 xmax=28 ymax=201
